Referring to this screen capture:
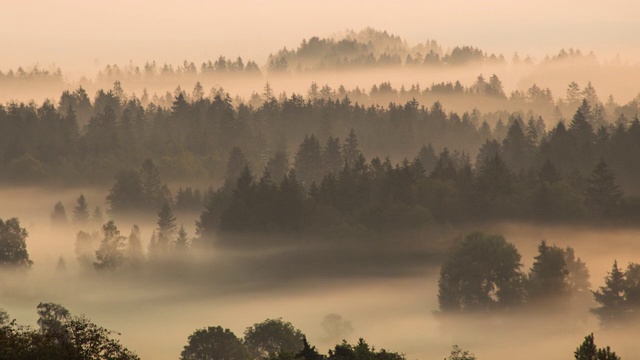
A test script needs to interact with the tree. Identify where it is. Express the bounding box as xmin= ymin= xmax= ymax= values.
xmin=585 ymin=160 xmax=623 ymax=217
xmin=244 ymin=318 xmax=305 ymax=359
xmin=266 ymin=151 xmax=290 ymax=183
xmin=94 ymin=221 xmax=126 ymax=270
xmin=140 ymin=159 xmax=163 ymax=208
xmin=50 ymin=201 xmax=68 ymax=226
xmin=294 ymin=134 xmax=323 ymax=186
xmin=342 ymin=129 xmax=362 ymax=167
xmin=527 ymin=241 xmax=570 ymax=301
xmin=445 ymin=345 xmax=476 ymax=360
xmin=175 ymin=225 xmax=190 ymax=252
xmin=181 ymin=326 xmax=250 ymax=360
xmin=438 ymin=232 xmax=525 ymax=312
xmin=574 ymin=334 xmax=620 ymax=360
xmin=91 ymin=206 xmax=104 ymax=225
xmin=152 ymin=201 xmax=177 ymax=255
xmin=592 ymin=261 xmax=626 ymax=325
xmin=73 ymin=194 xmax=90 ymax=224
xmin=327 ymin=338 xmax=404 ymax=360
xmin=126 ymin=225 xmax=144 ymax=269
xmin=1 ymin=303 xmax=139 ymax=360
xmin=564 ymin=247 xmax=591 ymax=295
xmin=226 ymin=147 xmax=249 ymax=182
xmin=321 ymin=314 xmax=353 ymax=344
xmin=322 ymin=137 xmax=343 ymax=175
xmin=107 ymin=169 xmax=145 ymax=213
xmin=0 ymin=218 xmax=32 ymax=269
